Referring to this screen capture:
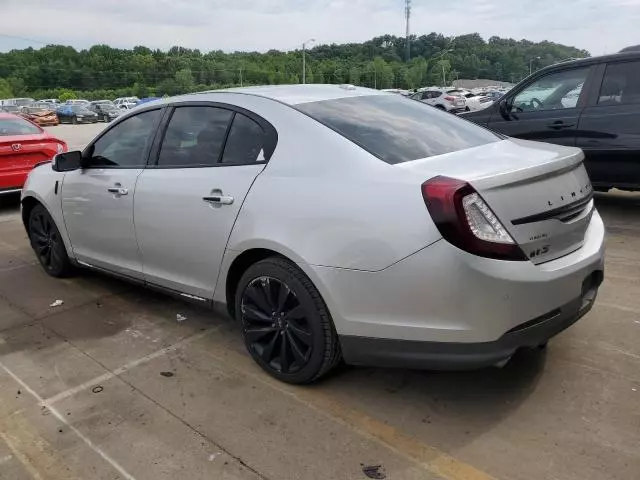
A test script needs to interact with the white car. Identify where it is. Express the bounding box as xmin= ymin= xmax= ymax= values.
xmin=410 ymin=89 xmax=466 ymax=113
xmin=21 ymin=85 xmax=605 ymax=384
xmin=114 ymin=97 xmax=140 ymax=110
xmin=447 ymin=89 xmax=494 ymax=112
xmin=64 ymin=99 xmax=91 ymax=106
